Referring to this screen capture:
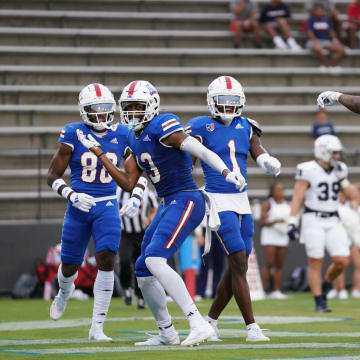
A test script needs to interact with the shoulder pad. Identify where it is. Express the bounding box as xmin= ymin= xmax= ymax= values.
xmin=247 ymin=118 xmax=262 ymax=137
